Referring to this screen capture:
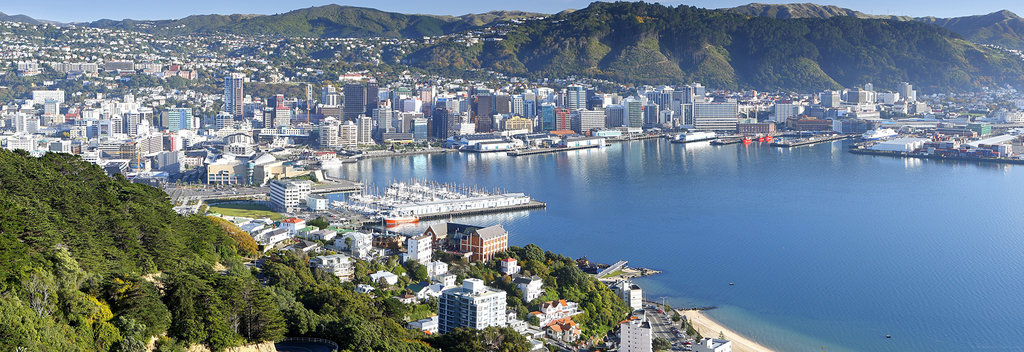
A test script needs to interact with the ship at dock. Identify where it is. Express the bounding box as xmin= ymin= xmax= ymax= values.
xmin=862 ymin=128 xmax=897 ymax=141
